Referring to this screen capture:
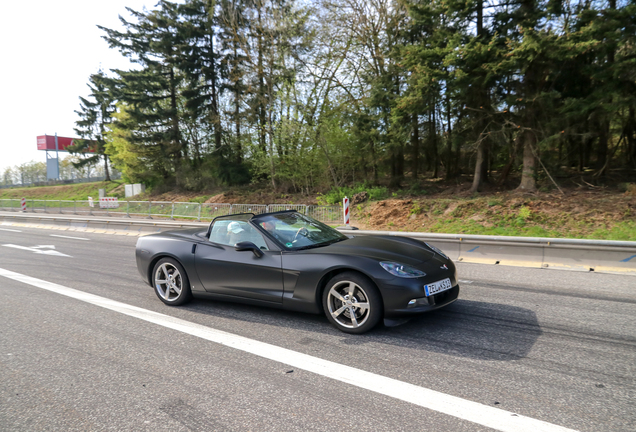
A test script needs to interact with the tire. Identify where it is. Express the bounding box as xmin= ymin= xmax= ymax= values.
xmin=152 ymin=258 xmax=192 ymax=306
xmin=322 ymin=272 xmax=383 ymax=334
